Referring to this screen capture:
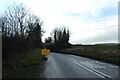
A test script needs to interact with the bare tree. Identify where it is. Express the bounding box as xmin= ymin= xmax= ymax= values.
xmin=0 ymin=15 xmax=9 ymax=37
xmin=3 ymin=3 xmax=28 ymax=37
xmin=26 ymin=14 xmax=45 ymax=47
xmin=2 ymin=3 xmax=45 ymax=55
